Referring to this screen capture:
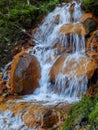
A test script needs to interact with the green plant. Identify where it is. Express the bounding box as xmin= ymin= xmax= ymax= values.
xmin=62 ymin=94 xmax=98 ymax=130
xmin=0 ymin=0 xmax=61 ymax=68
